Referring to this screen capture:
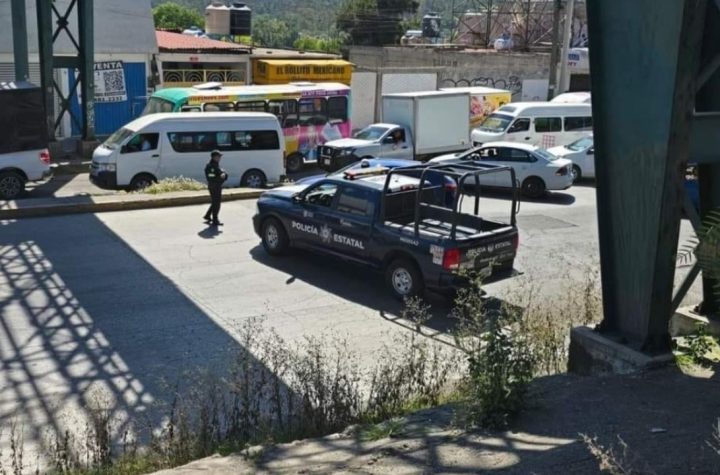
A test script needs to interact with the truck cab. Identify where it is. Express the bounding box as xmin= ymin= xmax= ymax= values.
xmin=253 ymin=163 xmax=519 ymax=299
xmin=318 ymin=123 xmax=413 ymax=171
